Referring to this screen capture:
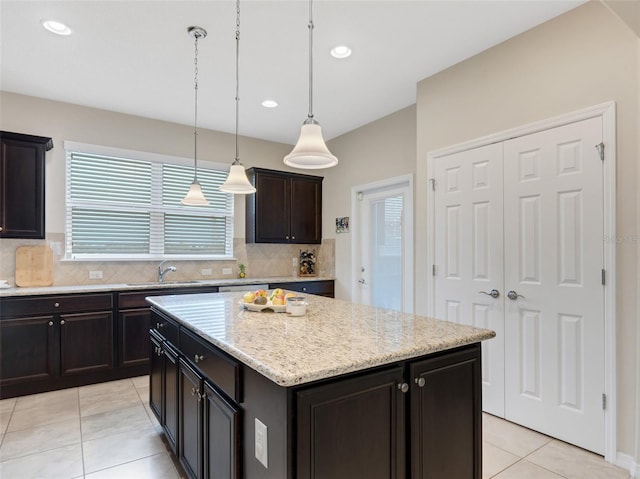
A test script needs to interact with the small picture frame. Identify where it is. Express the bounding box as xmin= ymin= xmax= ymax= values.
xmin=336 ymin=216 xmax=349 ymax=234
